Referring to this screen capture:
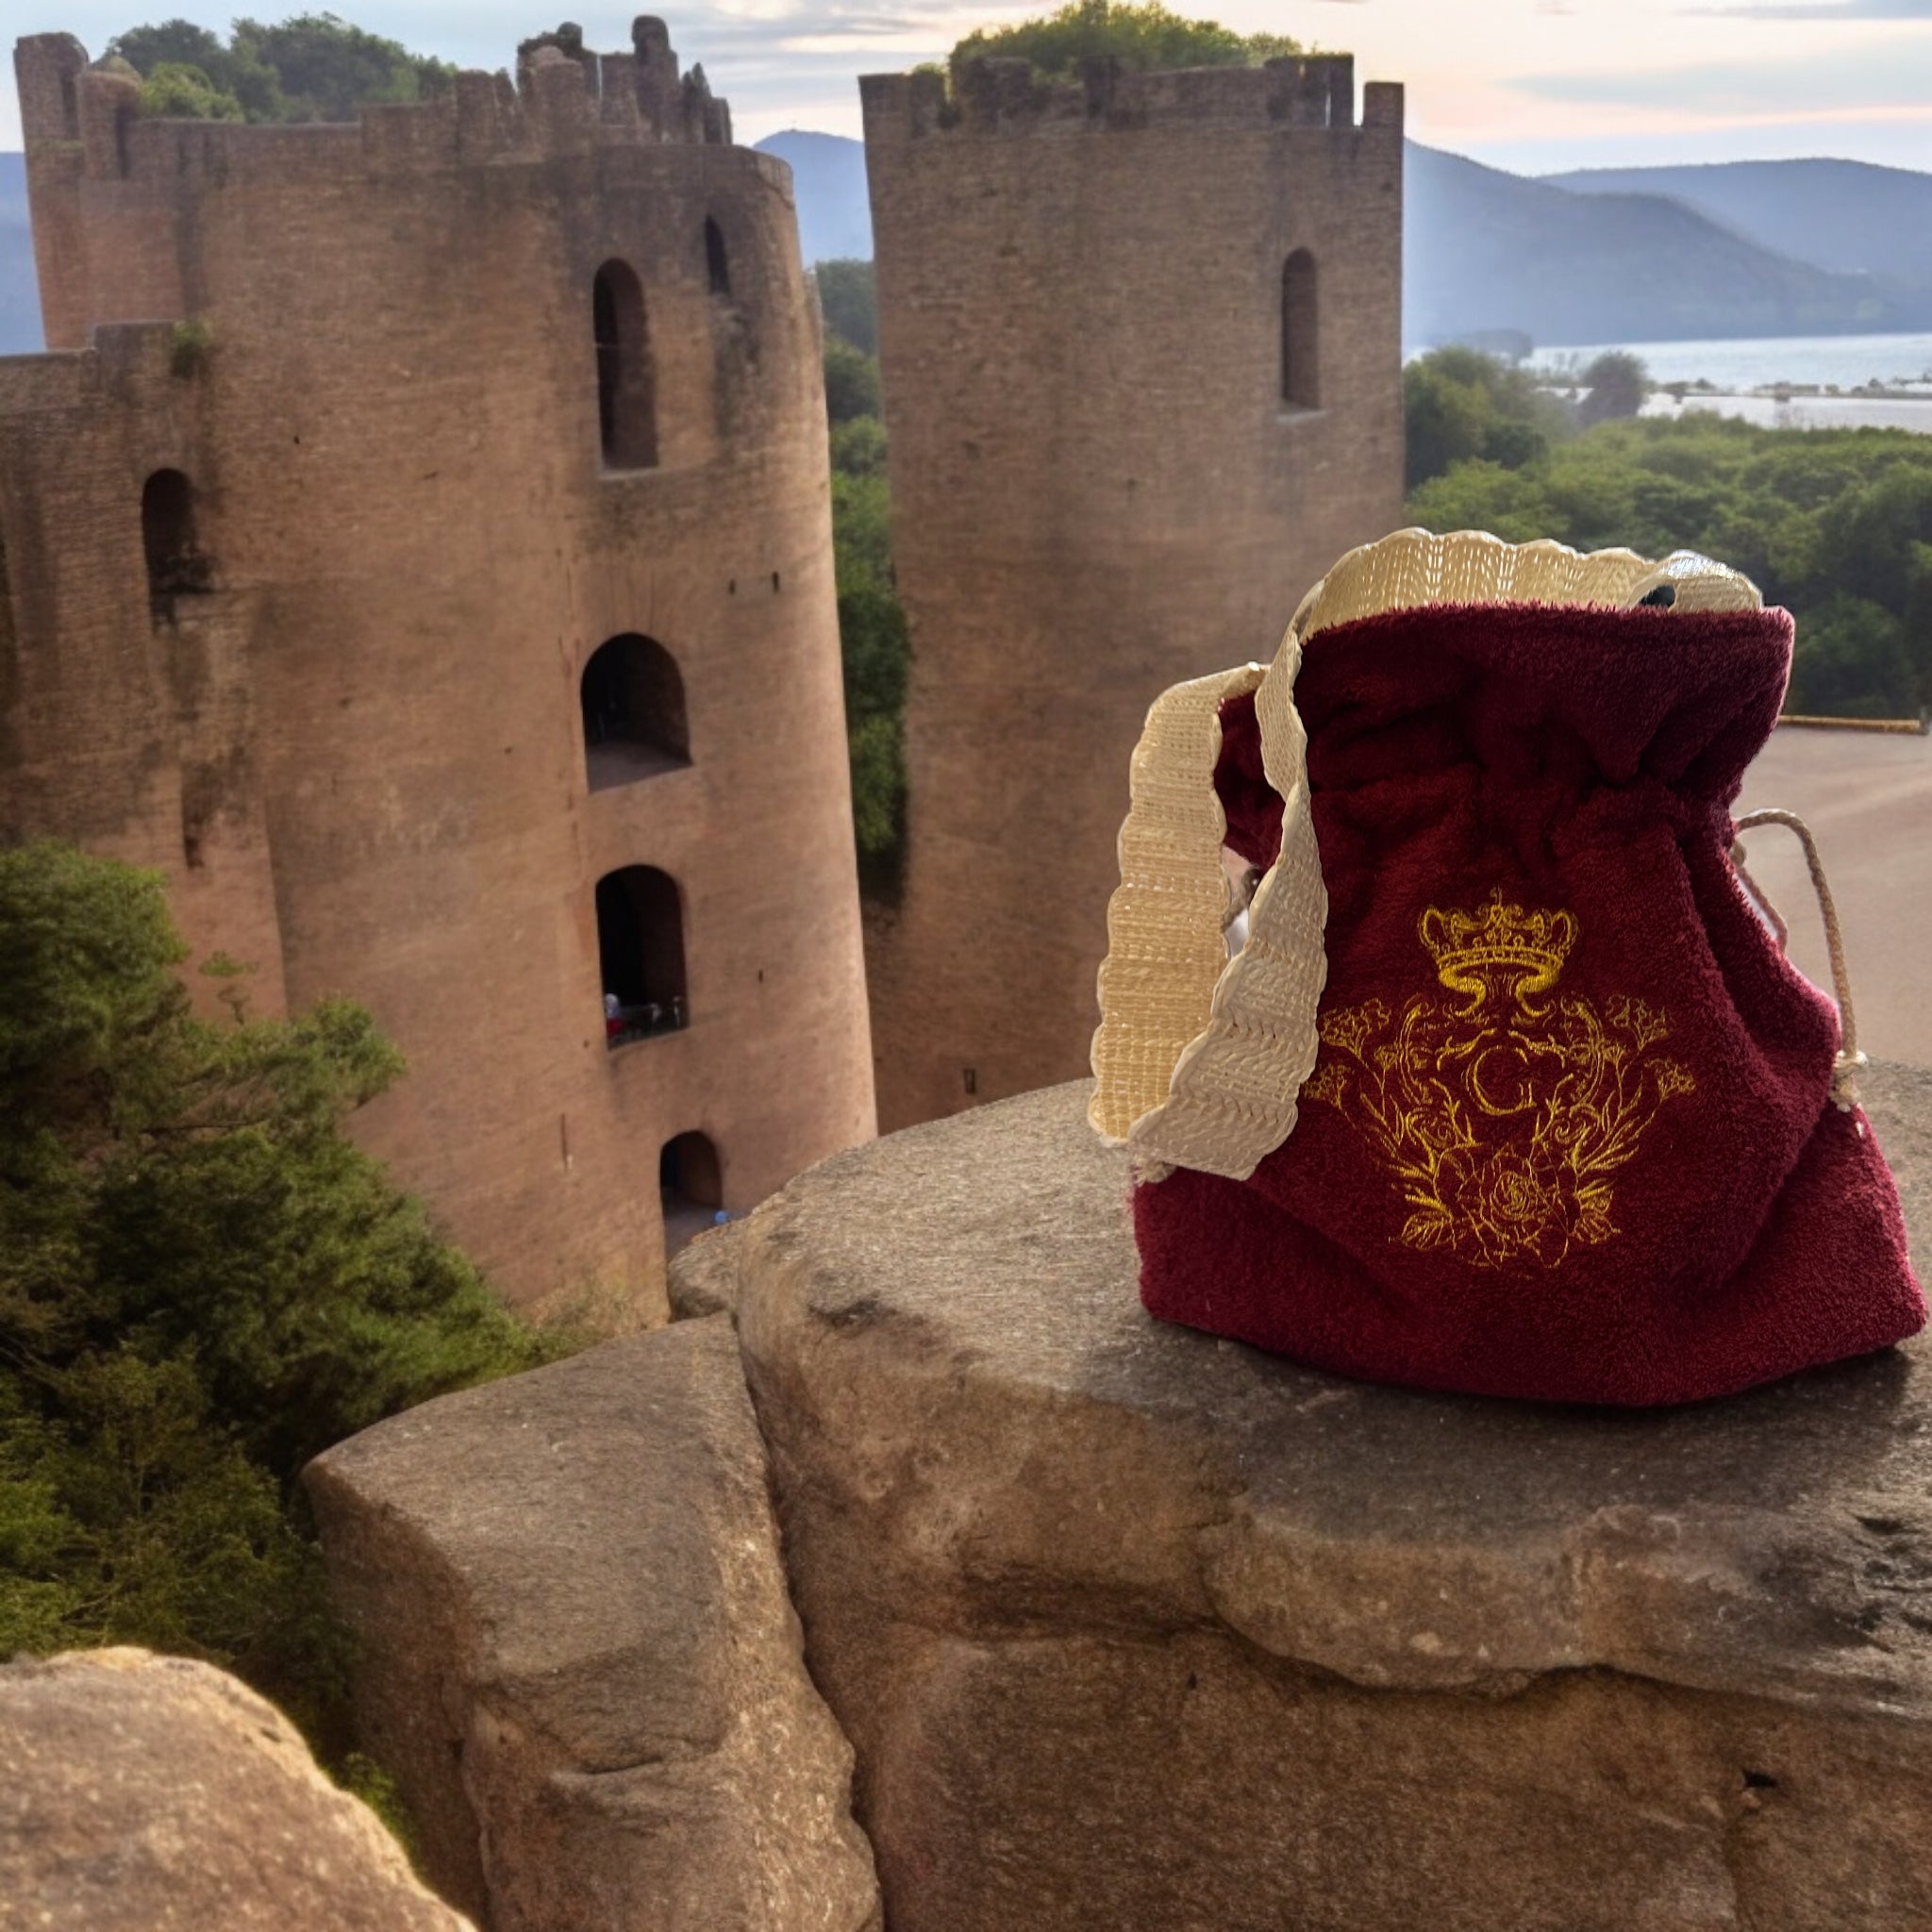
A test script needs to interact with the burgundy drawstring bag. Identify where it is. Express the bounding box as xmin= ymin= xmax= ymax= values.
xmin=1090 ymin=531 xmax=1922 ymax=1407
